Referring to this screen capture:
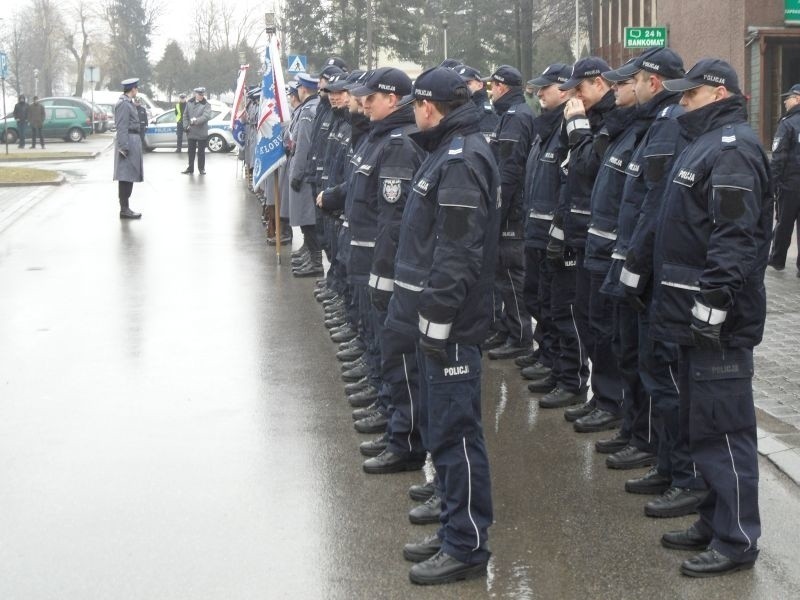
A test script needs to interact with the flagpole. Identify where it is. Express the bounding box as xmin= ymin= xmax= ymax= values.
xmin=274 ymin=175 xmax=282 ymax=264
